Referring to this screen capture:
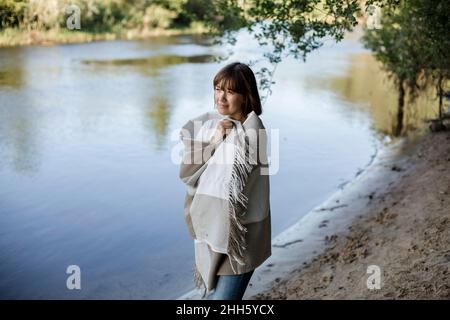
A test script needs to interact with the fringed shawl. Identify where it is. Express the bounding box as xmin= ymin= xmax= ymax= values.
xmin=179 ymin=110 xmax=272 ymax=296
